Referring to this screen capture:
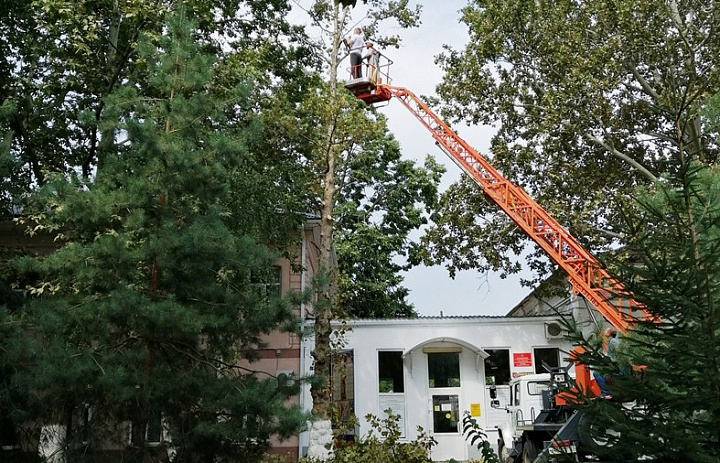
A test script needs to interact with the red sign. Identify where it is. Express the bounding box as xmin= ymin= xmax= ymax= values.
xmin=513 ymin=352 xmax=533 ymax=368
